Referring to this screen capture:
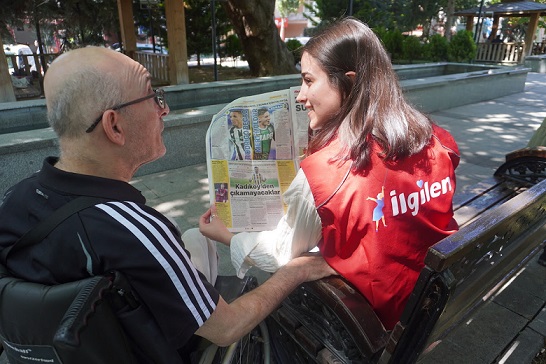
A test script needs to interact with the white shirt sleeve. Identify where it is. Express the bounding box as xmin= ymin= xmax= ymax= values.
xmin=230 ymin=168 xmax=322 ymax=278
